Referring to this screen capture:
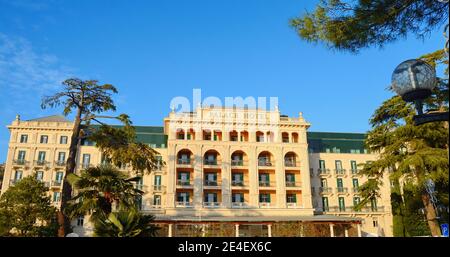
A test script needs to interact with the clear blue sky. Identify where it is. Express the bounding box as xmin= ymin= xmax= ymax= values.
xmin=0 ymin=0 xmax=445 ymax=162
